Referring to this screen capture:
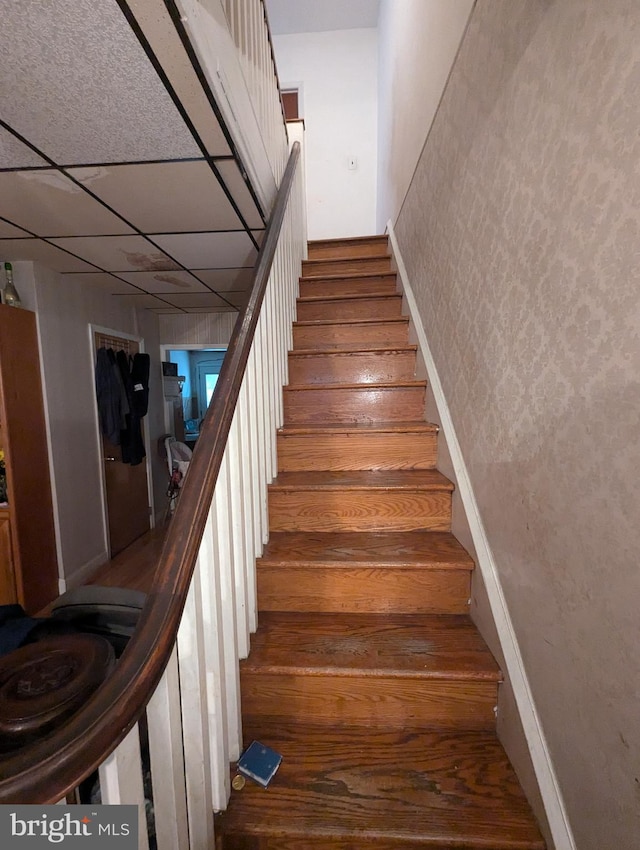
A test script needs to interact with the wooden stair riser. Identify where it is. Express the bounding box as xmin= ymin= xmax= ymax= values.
xmin=307 ymin=236 xmax=389 ymax=259
xmin=283 ymin=385 xmax=426 ymax=425
xmin=277 ymin=429 xmax=437 ymax=471
xmin=303 ymin=257 xmax=391 ymax=277
xmin=293 ymin=319 xmax=409 ymax=350
xmin=257 ymin=567 xmax=470 ymax=614
xmin=241 ymin=675 xmax=497 ymax=729
xmin=222 ymin=836 xmax=520 ymax=850
xmin=221 ymin=837 xmax=420 ymax=850
xmin=268 ymin=488 xmax=451 ymax=533
xmin=299 ymin=274 xmax=397 ymax=299
xmin=288 ymin=349 xmax=416 ymax=386
xmin=296 ymin=295 xmax=402 ymax=322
